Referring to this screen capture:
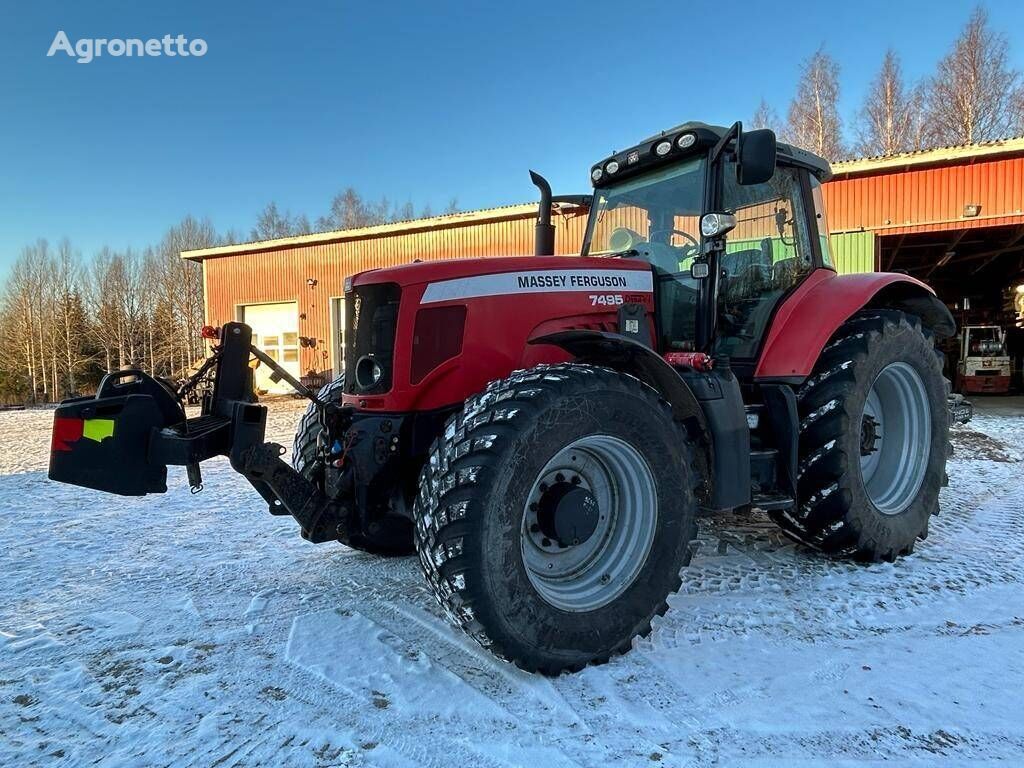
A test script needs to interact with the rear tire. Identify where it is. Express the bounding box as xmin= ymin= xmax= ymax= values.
xmin=292 ymin=375 xmax=414 ymax=557
xmin=770 ymin=310 xmax=949 ymax=561
xmin=413 ymin=364 xmax=699 ymax=674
